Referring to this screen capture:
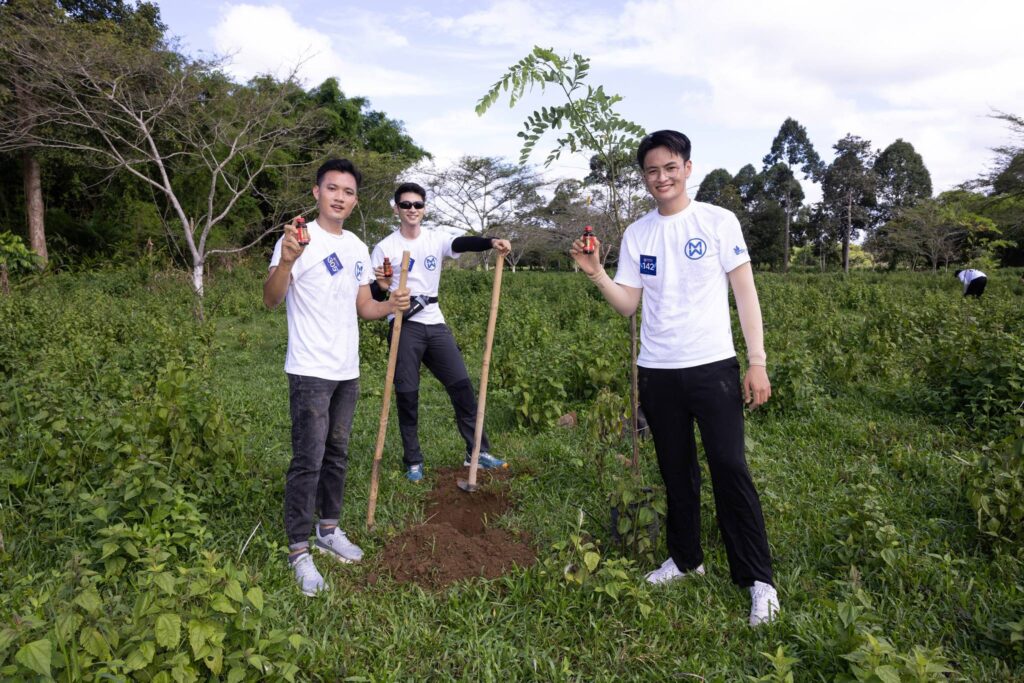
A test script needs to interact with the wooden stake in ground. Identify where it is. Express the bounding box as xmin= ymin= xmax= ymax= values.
xmin=457 ymin=254 xmax=505 ymax=493
xmin=629 ymin=312 xmax=640 ymax=469
xmin=366 ymin=251 xmax=411 ymax=530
